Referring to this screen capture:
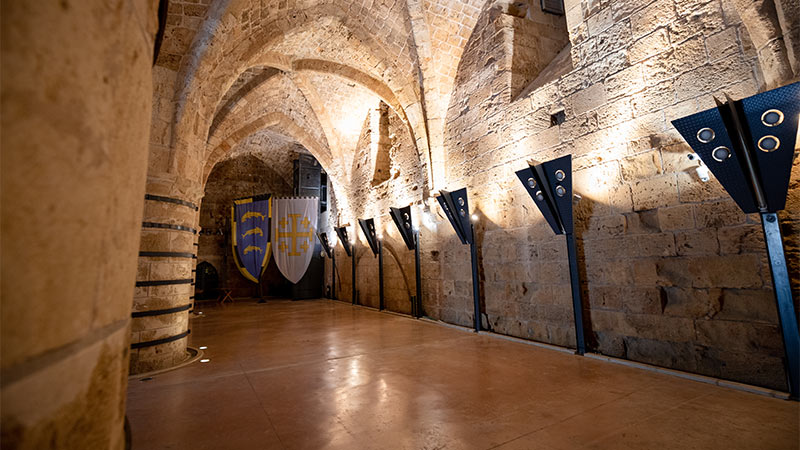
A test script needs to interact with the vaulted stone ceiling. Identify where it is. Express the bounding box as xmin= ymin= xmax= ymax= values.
xmin=150 ymin=0 xmax=497 ymax=206
xmin=142 ymin=0 xmax=800 ymax=394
